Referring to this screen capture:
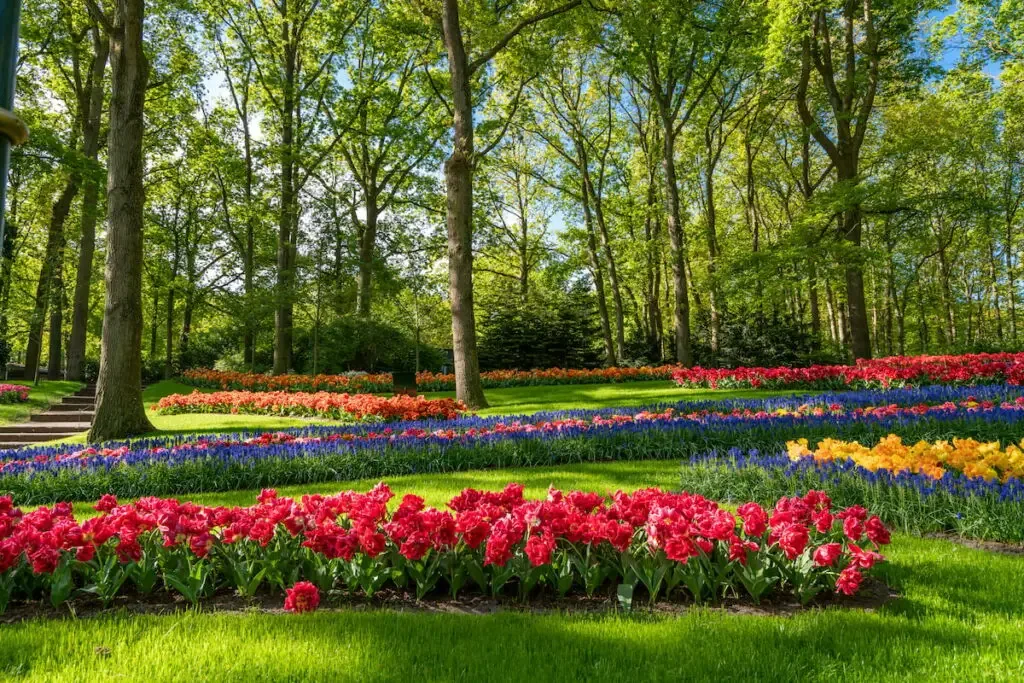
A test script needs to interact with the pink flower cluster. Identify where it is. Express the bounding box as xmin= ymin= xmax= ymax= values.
xmin=673 ymin=352 xmax=1024 ymax=389
xmin=0 ymin=485 xmax=889 ymax=613
xmin=0 ymin=384 xmax=29 ymax=404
